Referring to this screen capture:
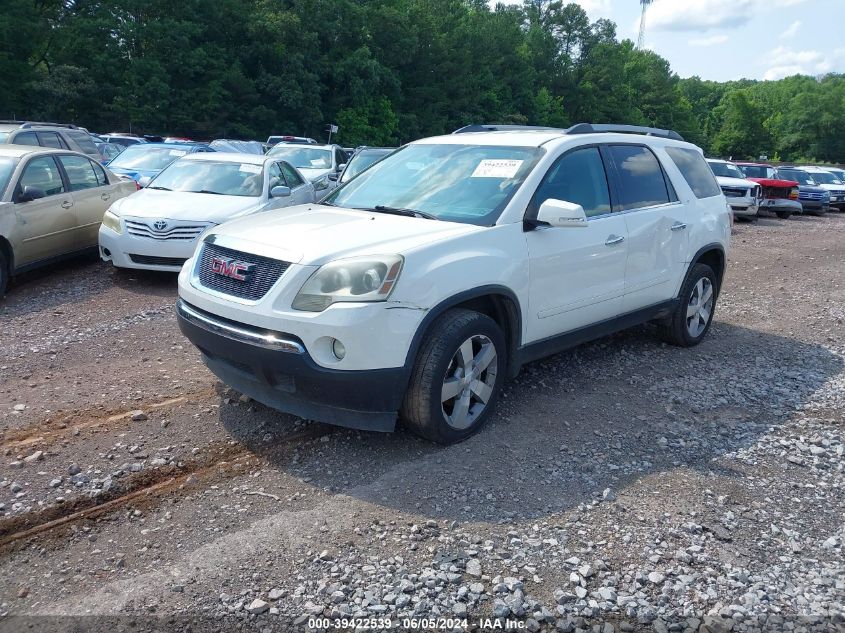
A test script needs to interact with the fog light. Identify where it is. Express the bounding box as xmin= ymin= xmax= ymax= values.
xmin=332 ymin=339 xmax=346 ymax=360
